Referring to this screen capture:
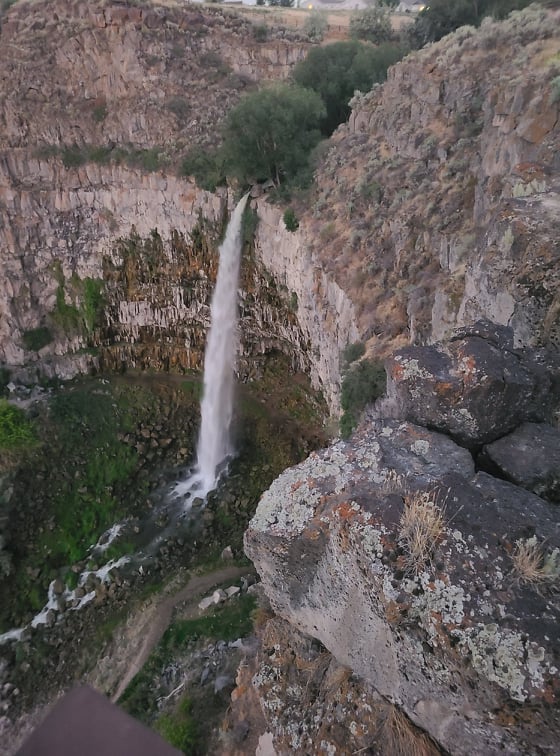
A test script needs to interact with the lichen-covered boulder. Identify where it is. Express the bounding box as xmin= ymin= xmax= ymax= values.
xmin=385 ymin=327 xmax=555 ymax=447
xmin=245 ymin=420 xmax=560 ymax=755
xmin=479 ymin=422 xmax=560 ymax=503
